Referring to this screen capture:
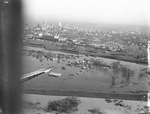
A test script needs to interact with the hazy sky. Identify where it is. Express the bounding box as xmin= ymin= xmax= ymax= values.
xmin=23 ymin=0 xmax=149 ymax=26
